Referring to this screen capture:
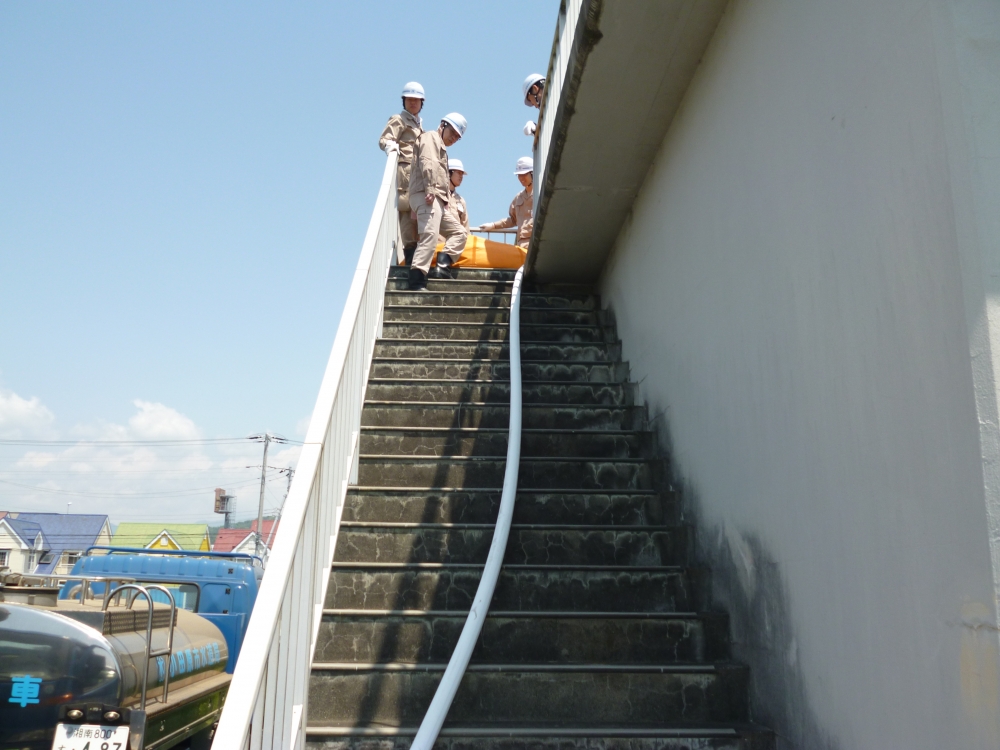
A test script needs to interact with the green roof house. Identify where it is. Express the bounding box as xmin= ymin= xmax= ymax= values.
xmin=111 ymin=522 xmax=211 ymax=551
